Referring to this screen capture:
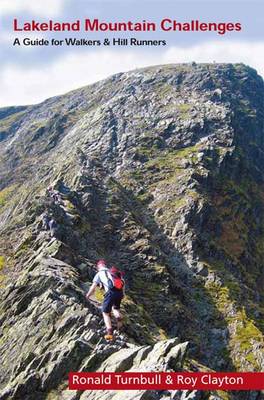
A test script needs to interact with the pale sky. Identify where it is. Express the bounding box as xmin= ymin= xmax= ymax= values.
xmin=0 ymin=0 xmax=263 ymax=107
